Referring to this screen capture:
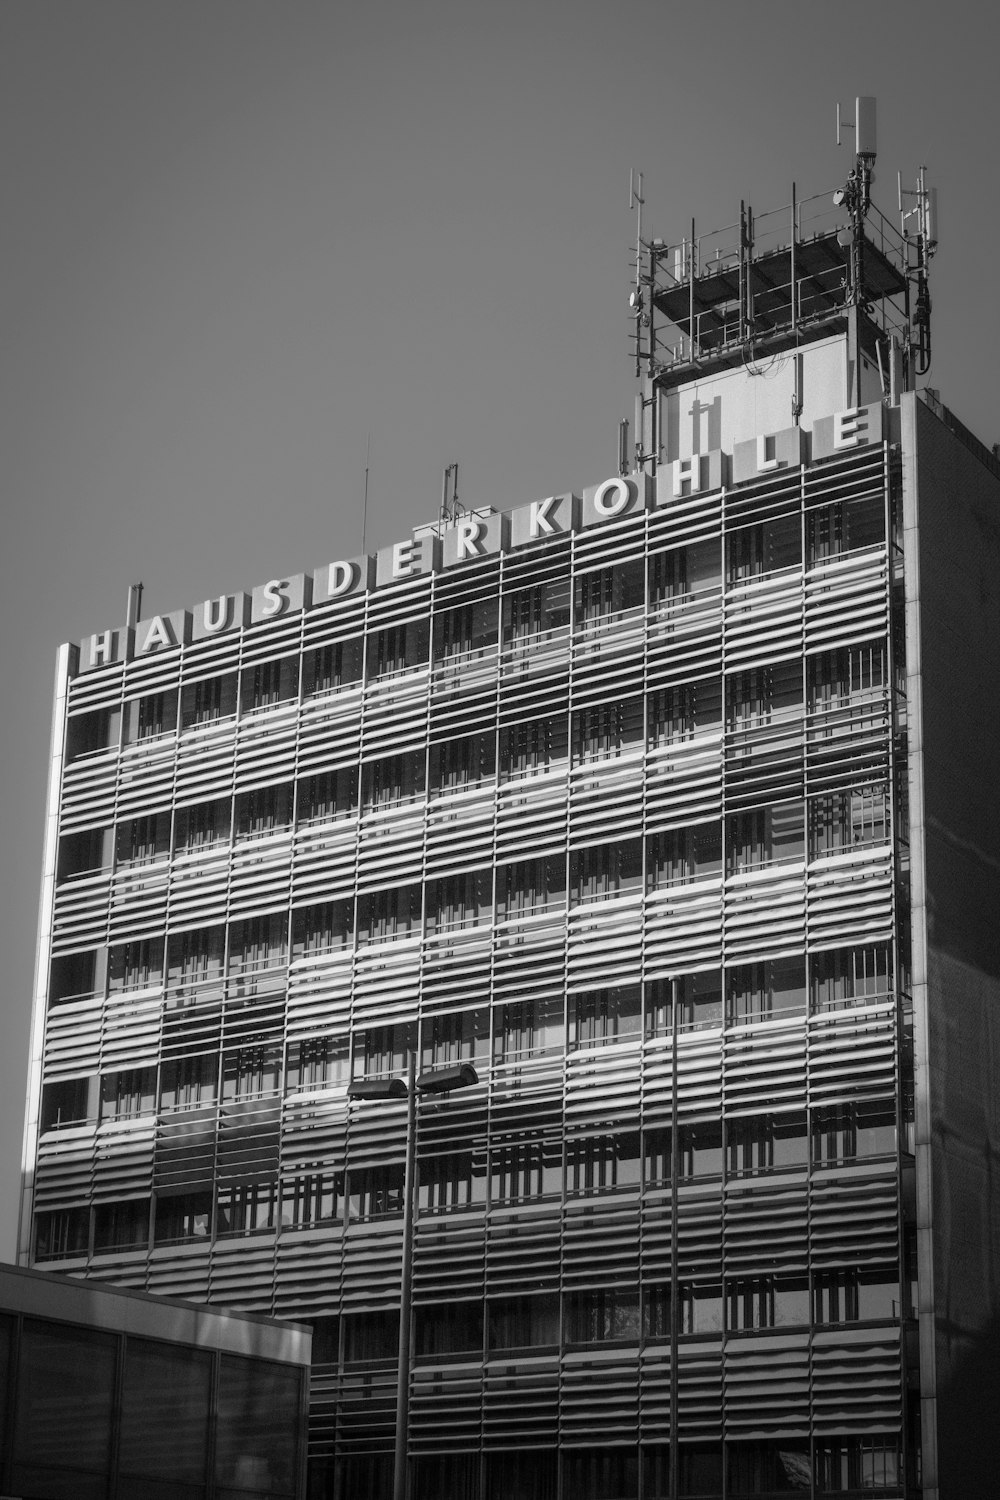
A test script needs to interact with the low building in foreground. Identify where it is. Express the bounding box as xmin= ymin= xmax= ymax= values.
xmin=18 ymin=105 xmax=1000 ymax=1499
xmin=0 ymin=1260 xmax=309 ymax=1498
